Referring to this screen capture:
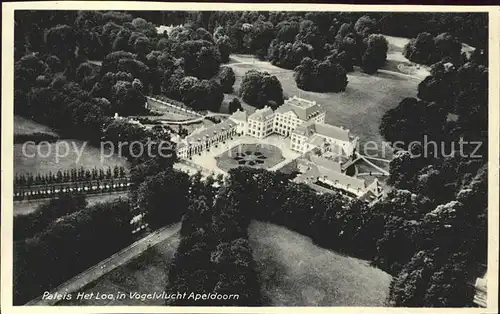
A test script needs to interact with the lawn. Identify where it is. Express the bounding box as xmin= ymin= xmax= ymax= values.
xmin=14 ymin=116 xmax=130 ymax=175
xmin=249 ymin=221 xmax=392 ymax=306
xmin=57 ymin=231 xmax=181 ymax=306
xmin=227 ymin=52 xmax=418 ymax=159
xmin=14 ymin=115 xmax=59 ymax=136
xmin=54 ymin=220 xmax=391 ymax=306
xmin=216 ymin=143 xmax=285 ymax=172
xmin=14 ymin=140 xmax=130 ymax=176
